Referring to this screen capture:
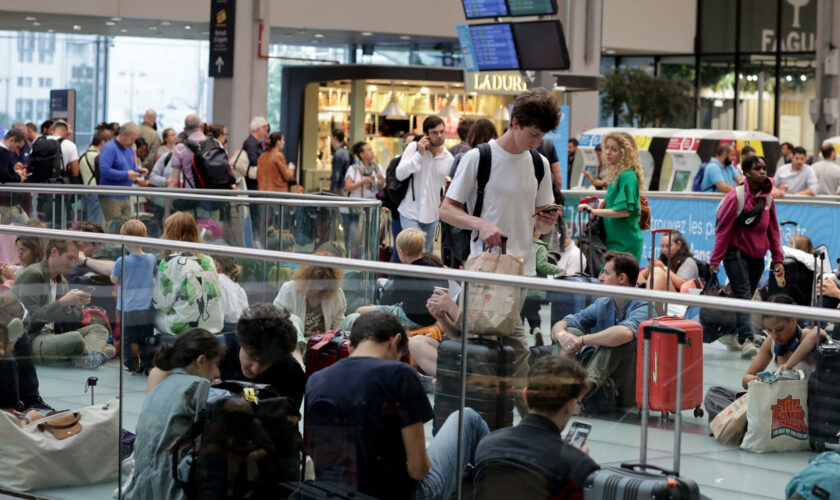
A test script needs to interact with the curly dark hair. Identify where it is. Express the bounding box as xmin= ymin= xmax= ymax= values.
xmin=236 ymin=303 xmax=297 ymax=362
